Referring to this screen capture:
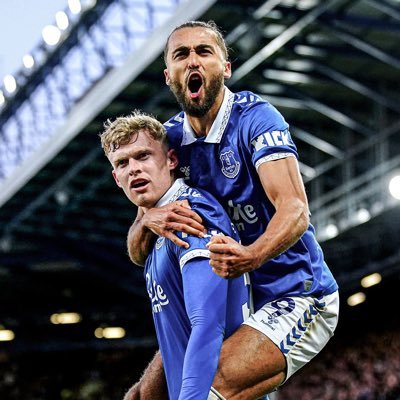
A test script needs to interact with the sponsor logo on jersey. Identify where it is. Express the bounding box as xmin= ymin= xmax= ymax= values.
xmin=227 ymin=199 xmax=258 ymax=231
xmin=146 ymin=273 xmax=169 ymax=313
xmin=251 ymin=129 xmax=291 ymax=151
xmin=220 ymin=150 xmax=240 ymax=178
